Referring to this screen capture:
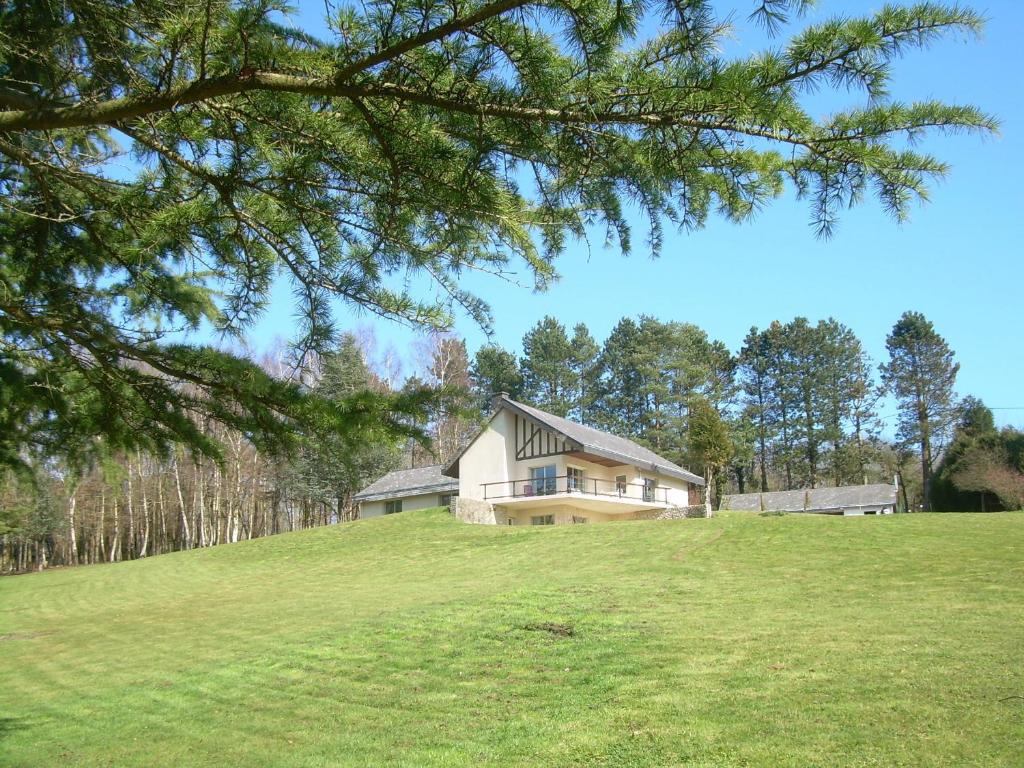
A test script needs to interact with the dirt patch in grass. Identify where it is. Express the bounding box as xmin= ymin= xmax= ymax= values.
xmin=524 ymin=622 xmax=575 ymax=637
xmin=0 ymin=631 xmax=53 ymax=642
